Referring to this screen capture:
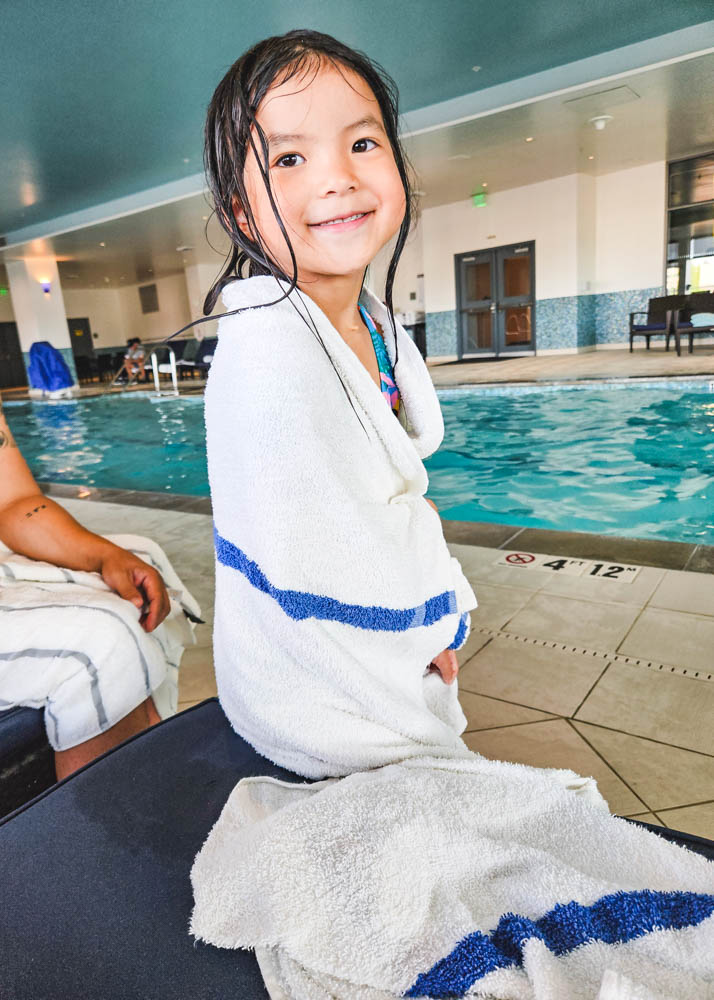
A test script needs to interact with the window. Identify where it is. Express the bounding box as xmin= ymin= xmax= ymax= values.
xmin=666 ymin=153 xmax=714 ymax=295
